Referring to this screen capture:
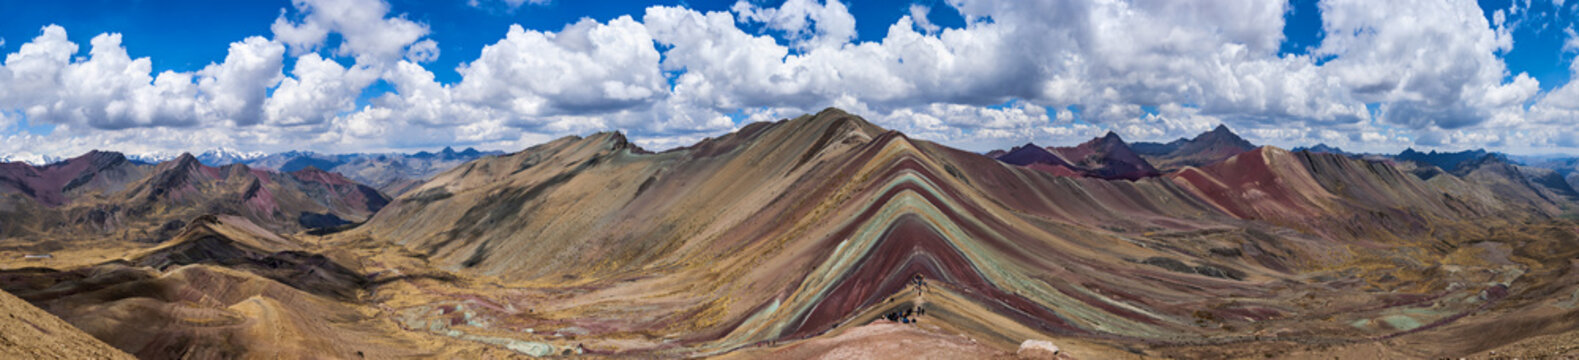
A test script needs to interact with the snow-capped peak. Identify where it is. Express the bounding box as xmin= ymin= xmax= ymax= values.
xmin=0 ymin=153 xmax=64 ymax=166
xmin=196 ymin=147 xmax=268 ymax=166
xmin=127 ymin=151 xmax=180 ymax=164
